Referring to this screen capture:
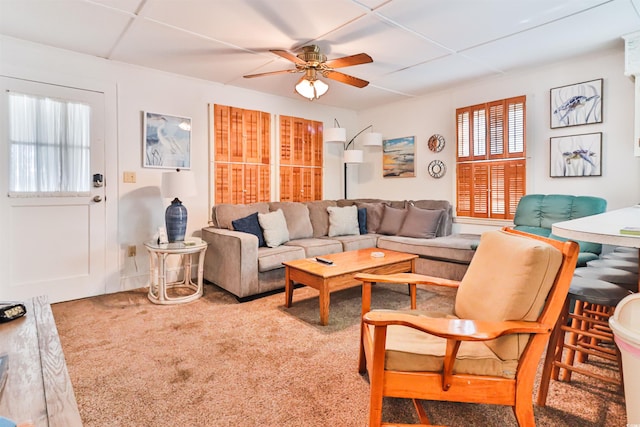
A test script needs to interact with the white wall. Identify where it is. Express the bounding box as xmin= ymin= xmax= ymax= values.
xmin=0 ymin=36 xmax=356 ymax=295
xmin=355 ymin=47 xmax=638 ymax=233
